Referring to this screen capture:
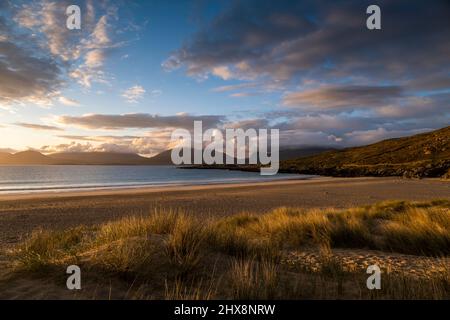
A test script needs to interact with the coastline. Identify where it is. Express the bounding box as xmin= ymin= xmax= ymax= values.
xmin=0 ymin=175 xmax=321 ymax=200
